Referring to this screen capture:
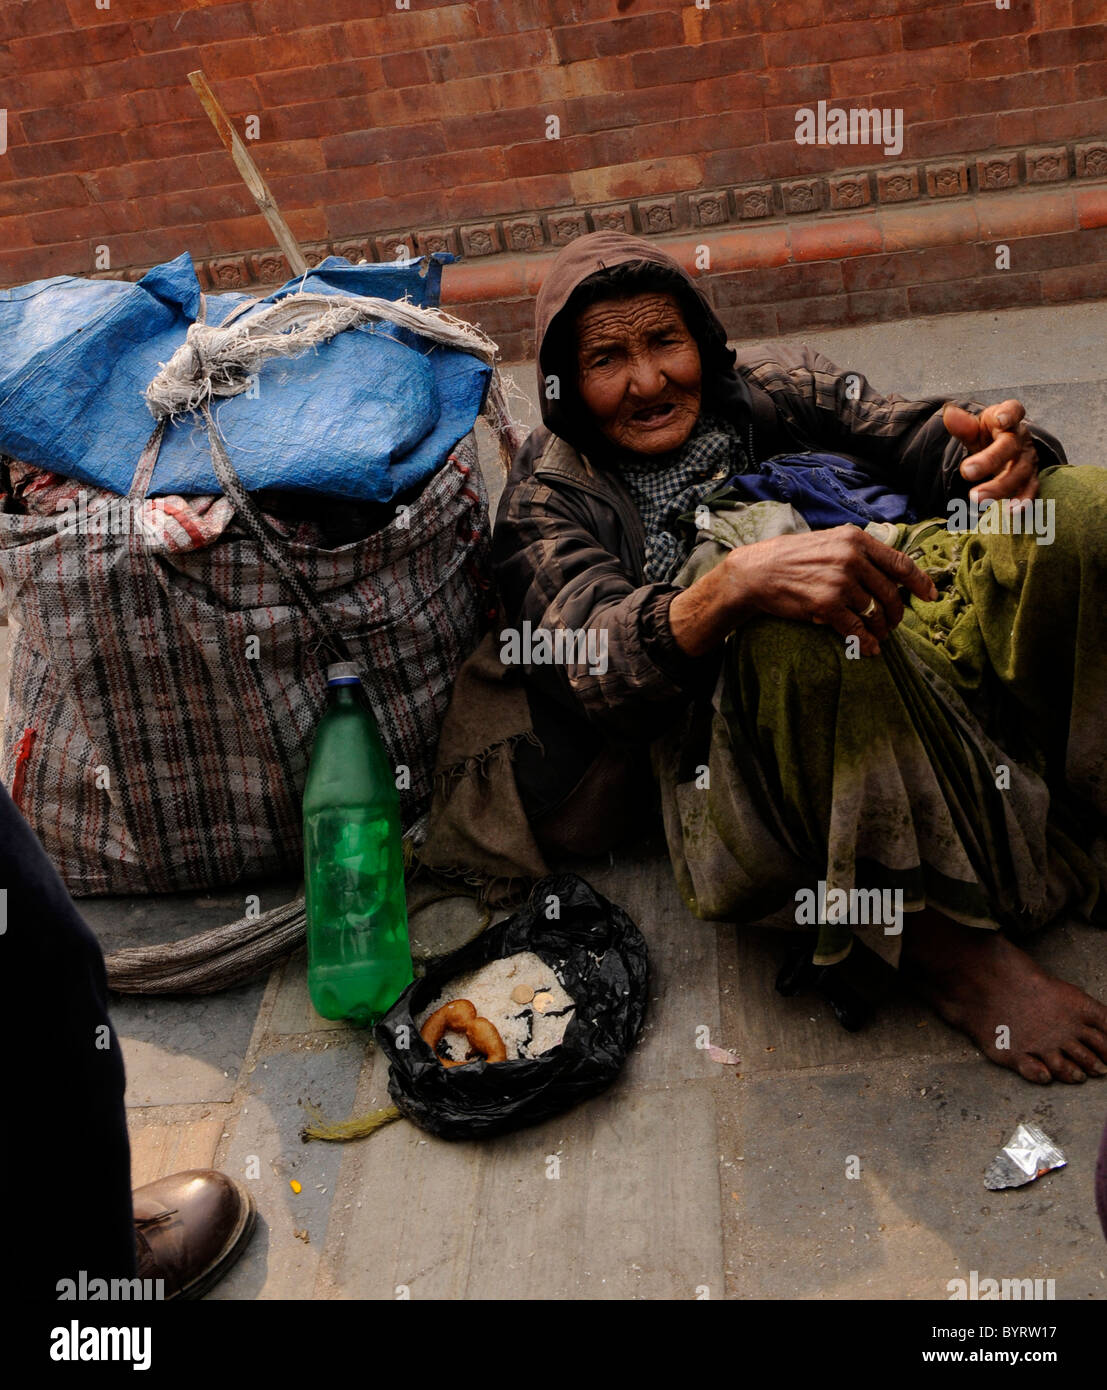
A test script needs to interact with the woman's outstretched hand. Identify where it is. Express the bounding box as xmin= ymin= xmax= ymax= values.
xmin=943 ymin=399 xmax=1040 ymax=505
xmin=671 ymin=527 xmax=938 ymax=659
